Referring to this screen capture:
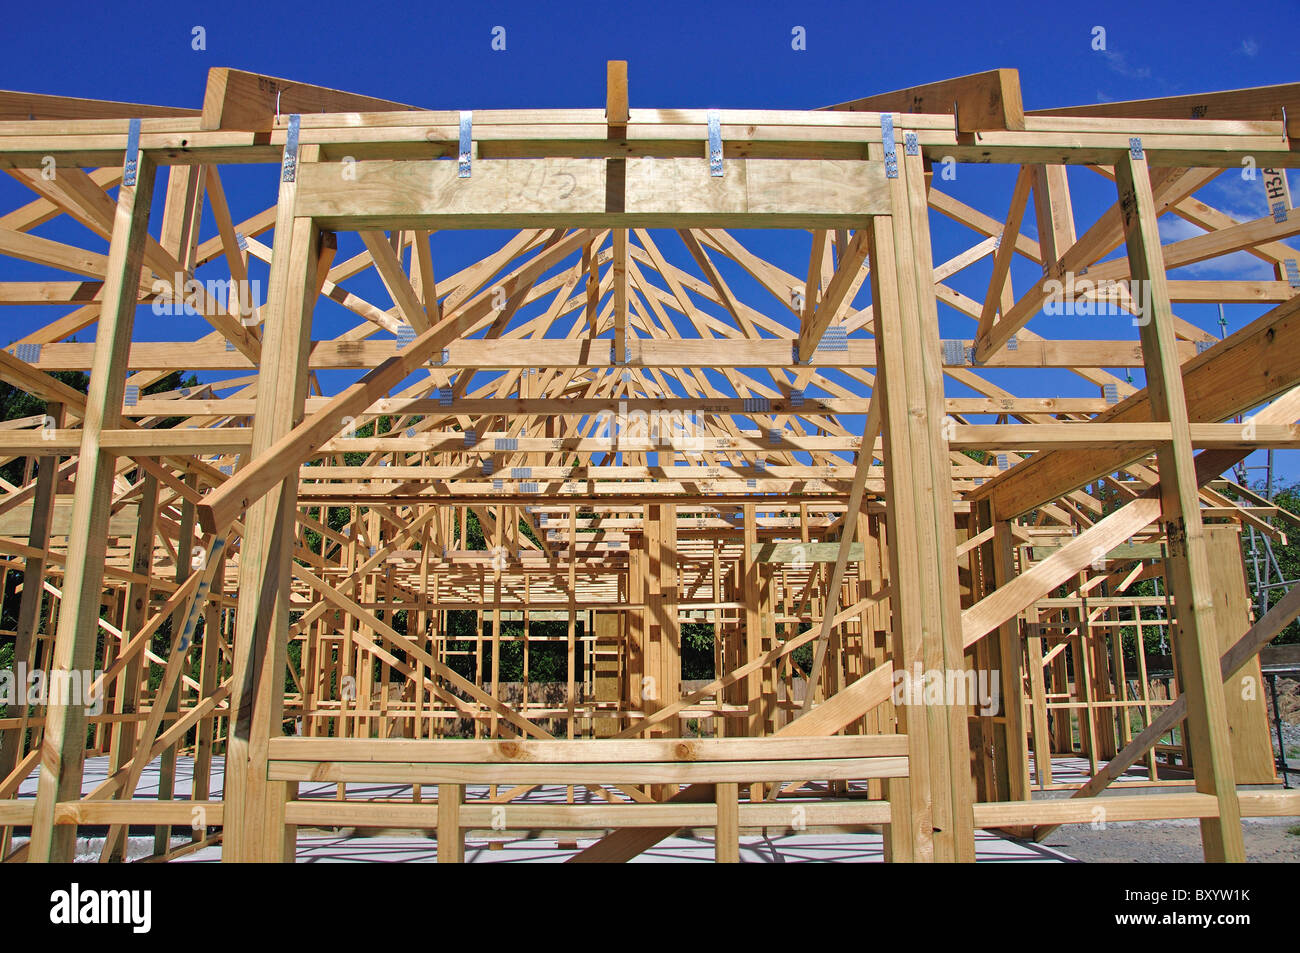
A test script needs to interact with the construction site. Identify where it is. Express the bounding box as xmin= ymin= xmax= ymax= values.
xmin=0 ymin=61 xmax=1296 ymax=864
